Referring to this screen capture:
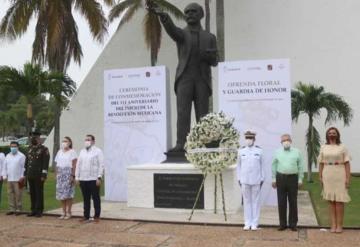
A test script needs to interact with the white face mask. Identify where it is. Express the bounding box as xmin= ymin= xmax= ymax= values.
xmin=61 ymin=142 xmax=69 ymax=150
xmin=84 ymin=141 xmax=92 ymax=148
xmin=282 ymin=141 xmax=291 ymax=149
xmin=245 ymin=139 xmax=254 ymax=147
